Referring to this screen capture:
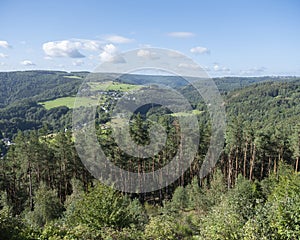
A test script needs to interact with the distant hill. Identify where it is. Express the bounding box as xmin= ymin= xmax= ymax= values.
xmin=0 ymin=70 xmax=299 ymax=138
xmin=1 ymin=70 xmax=298 ymax=108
